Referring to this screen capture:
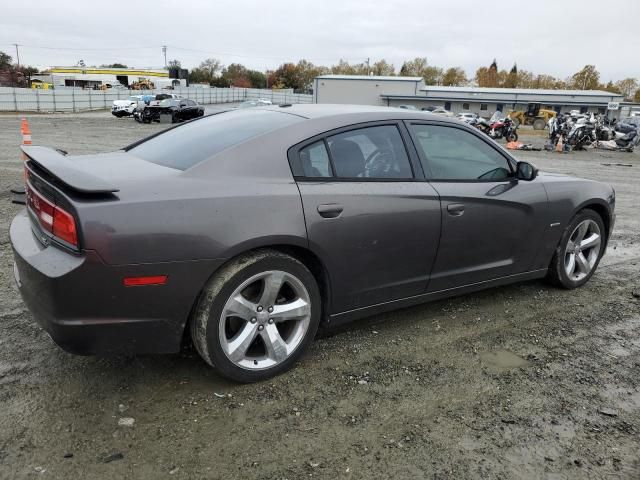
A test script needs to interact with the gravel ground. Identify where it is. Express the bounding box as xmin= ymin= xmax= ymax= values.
xmin=1 ymin=112 xmax=639 ymax=480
